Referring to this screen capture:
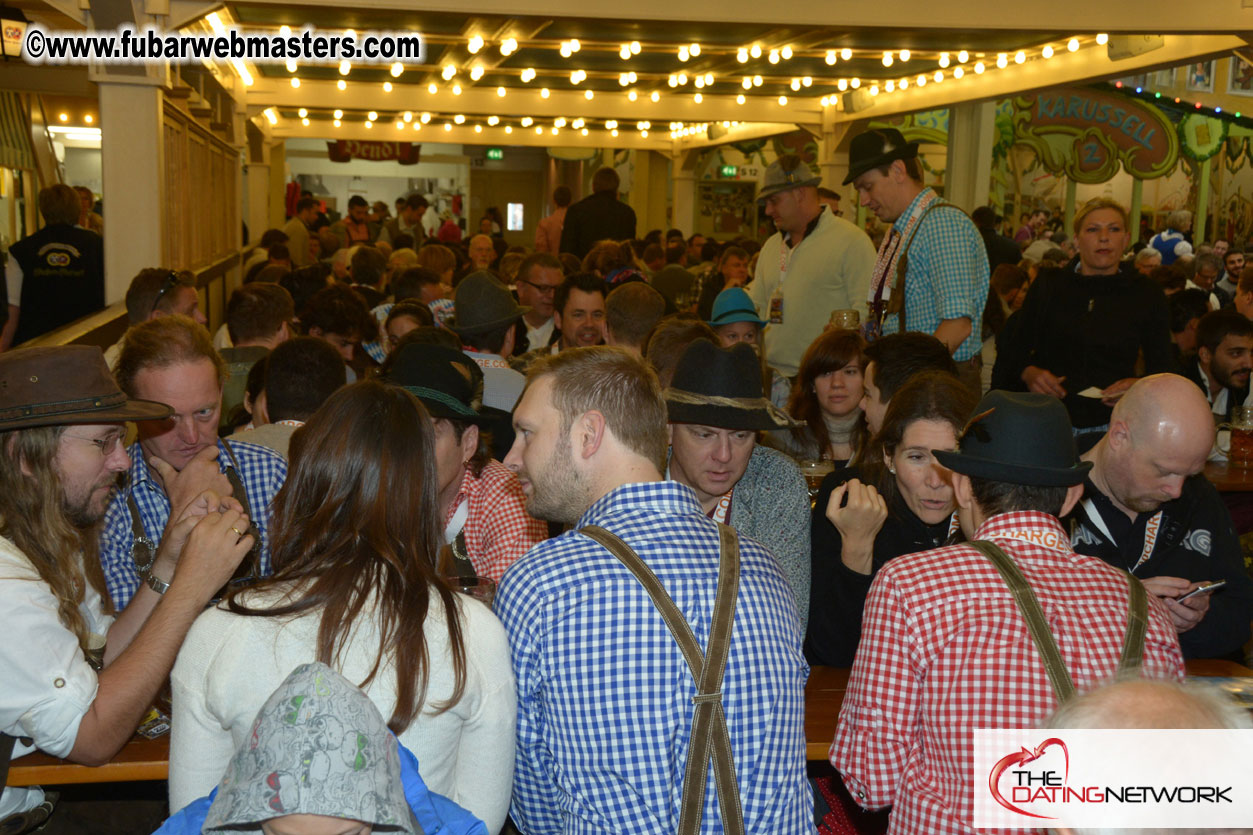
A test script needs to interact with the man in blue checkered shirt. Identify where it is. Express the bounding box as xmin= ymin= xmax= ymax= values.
xmin=496 ymin=346 xmax=813 ymax=834
xmin=847 ymin=128 xmax=990 ymax=397
xmin=99 ymin=315 xmax=287 ymax=609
